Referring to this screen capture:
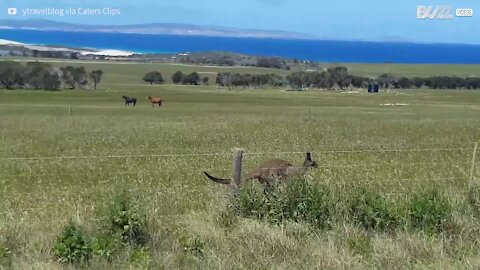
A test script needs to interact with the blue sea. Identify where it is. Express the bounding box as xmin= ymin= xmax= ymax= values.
xmin=1 ymin=29 xmax=480 ymax=64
